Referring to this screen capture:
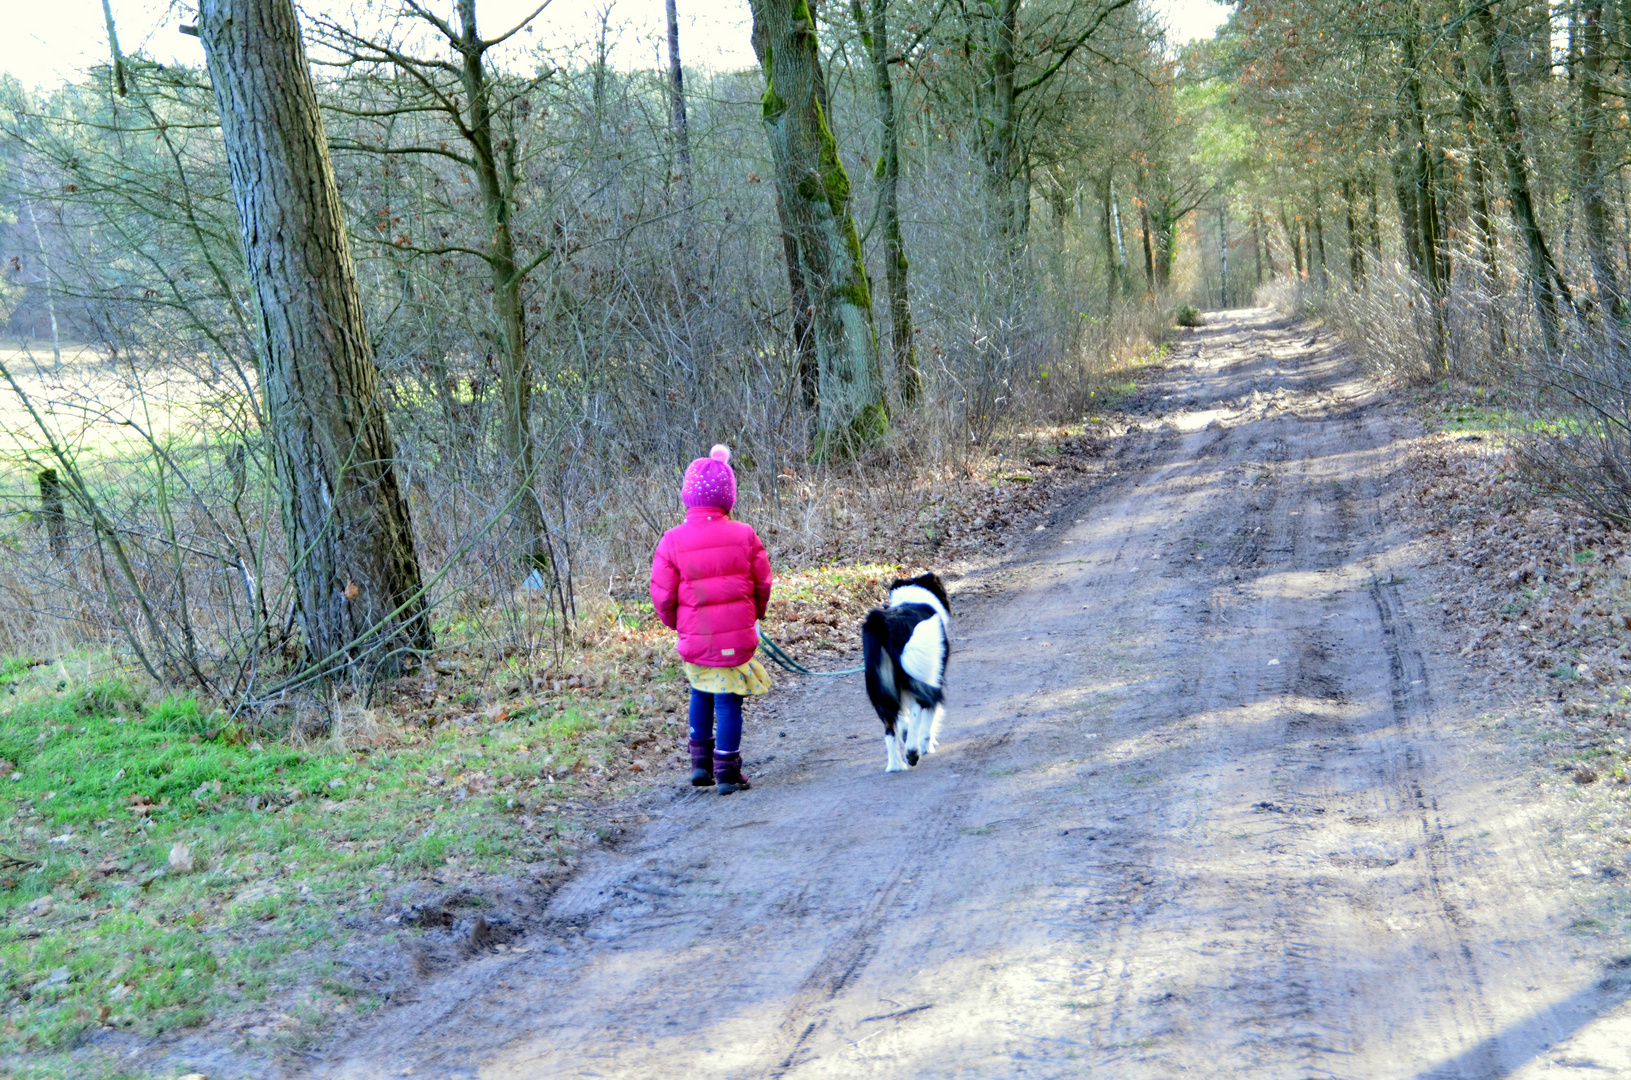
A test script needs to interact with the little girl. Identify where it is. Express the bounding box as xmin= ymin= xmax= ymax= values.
xmin=650 ymin=445 xmax=773 ymax=794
